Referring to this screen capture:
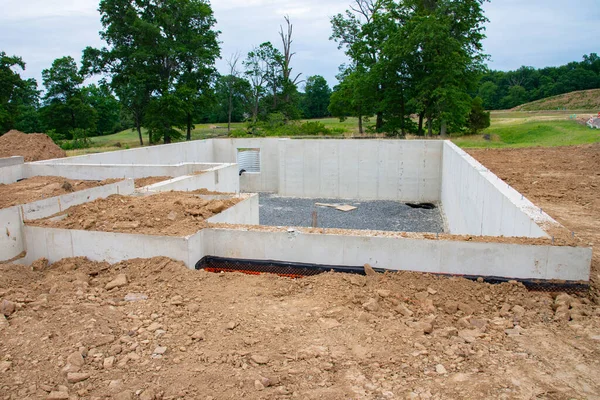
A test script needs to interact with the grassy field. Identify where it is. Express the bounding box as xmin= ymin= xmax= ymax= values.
xmin=65 ymin=111 xmax=600 ymax=156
